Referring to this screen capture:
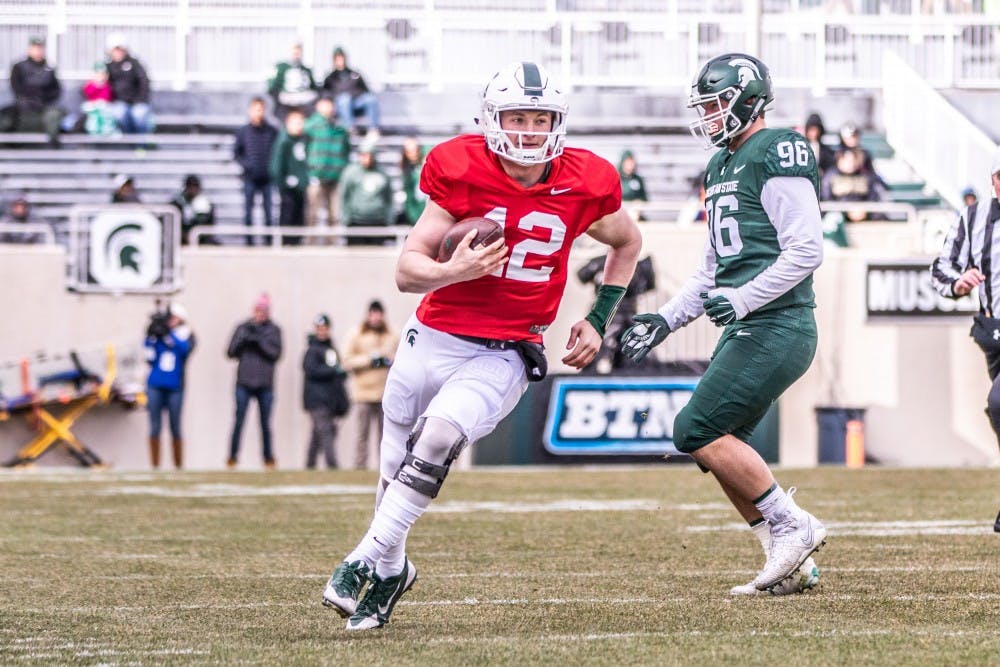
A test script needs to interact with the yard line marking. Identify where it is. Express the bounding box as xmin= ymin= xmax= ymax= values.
xmin=686 ymin=519 xmax=992 ymax=536
xmin=428 ymin=499 xmax=662 ymax=513
xmin=100 ymin=483 xmax=374 ymax=498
